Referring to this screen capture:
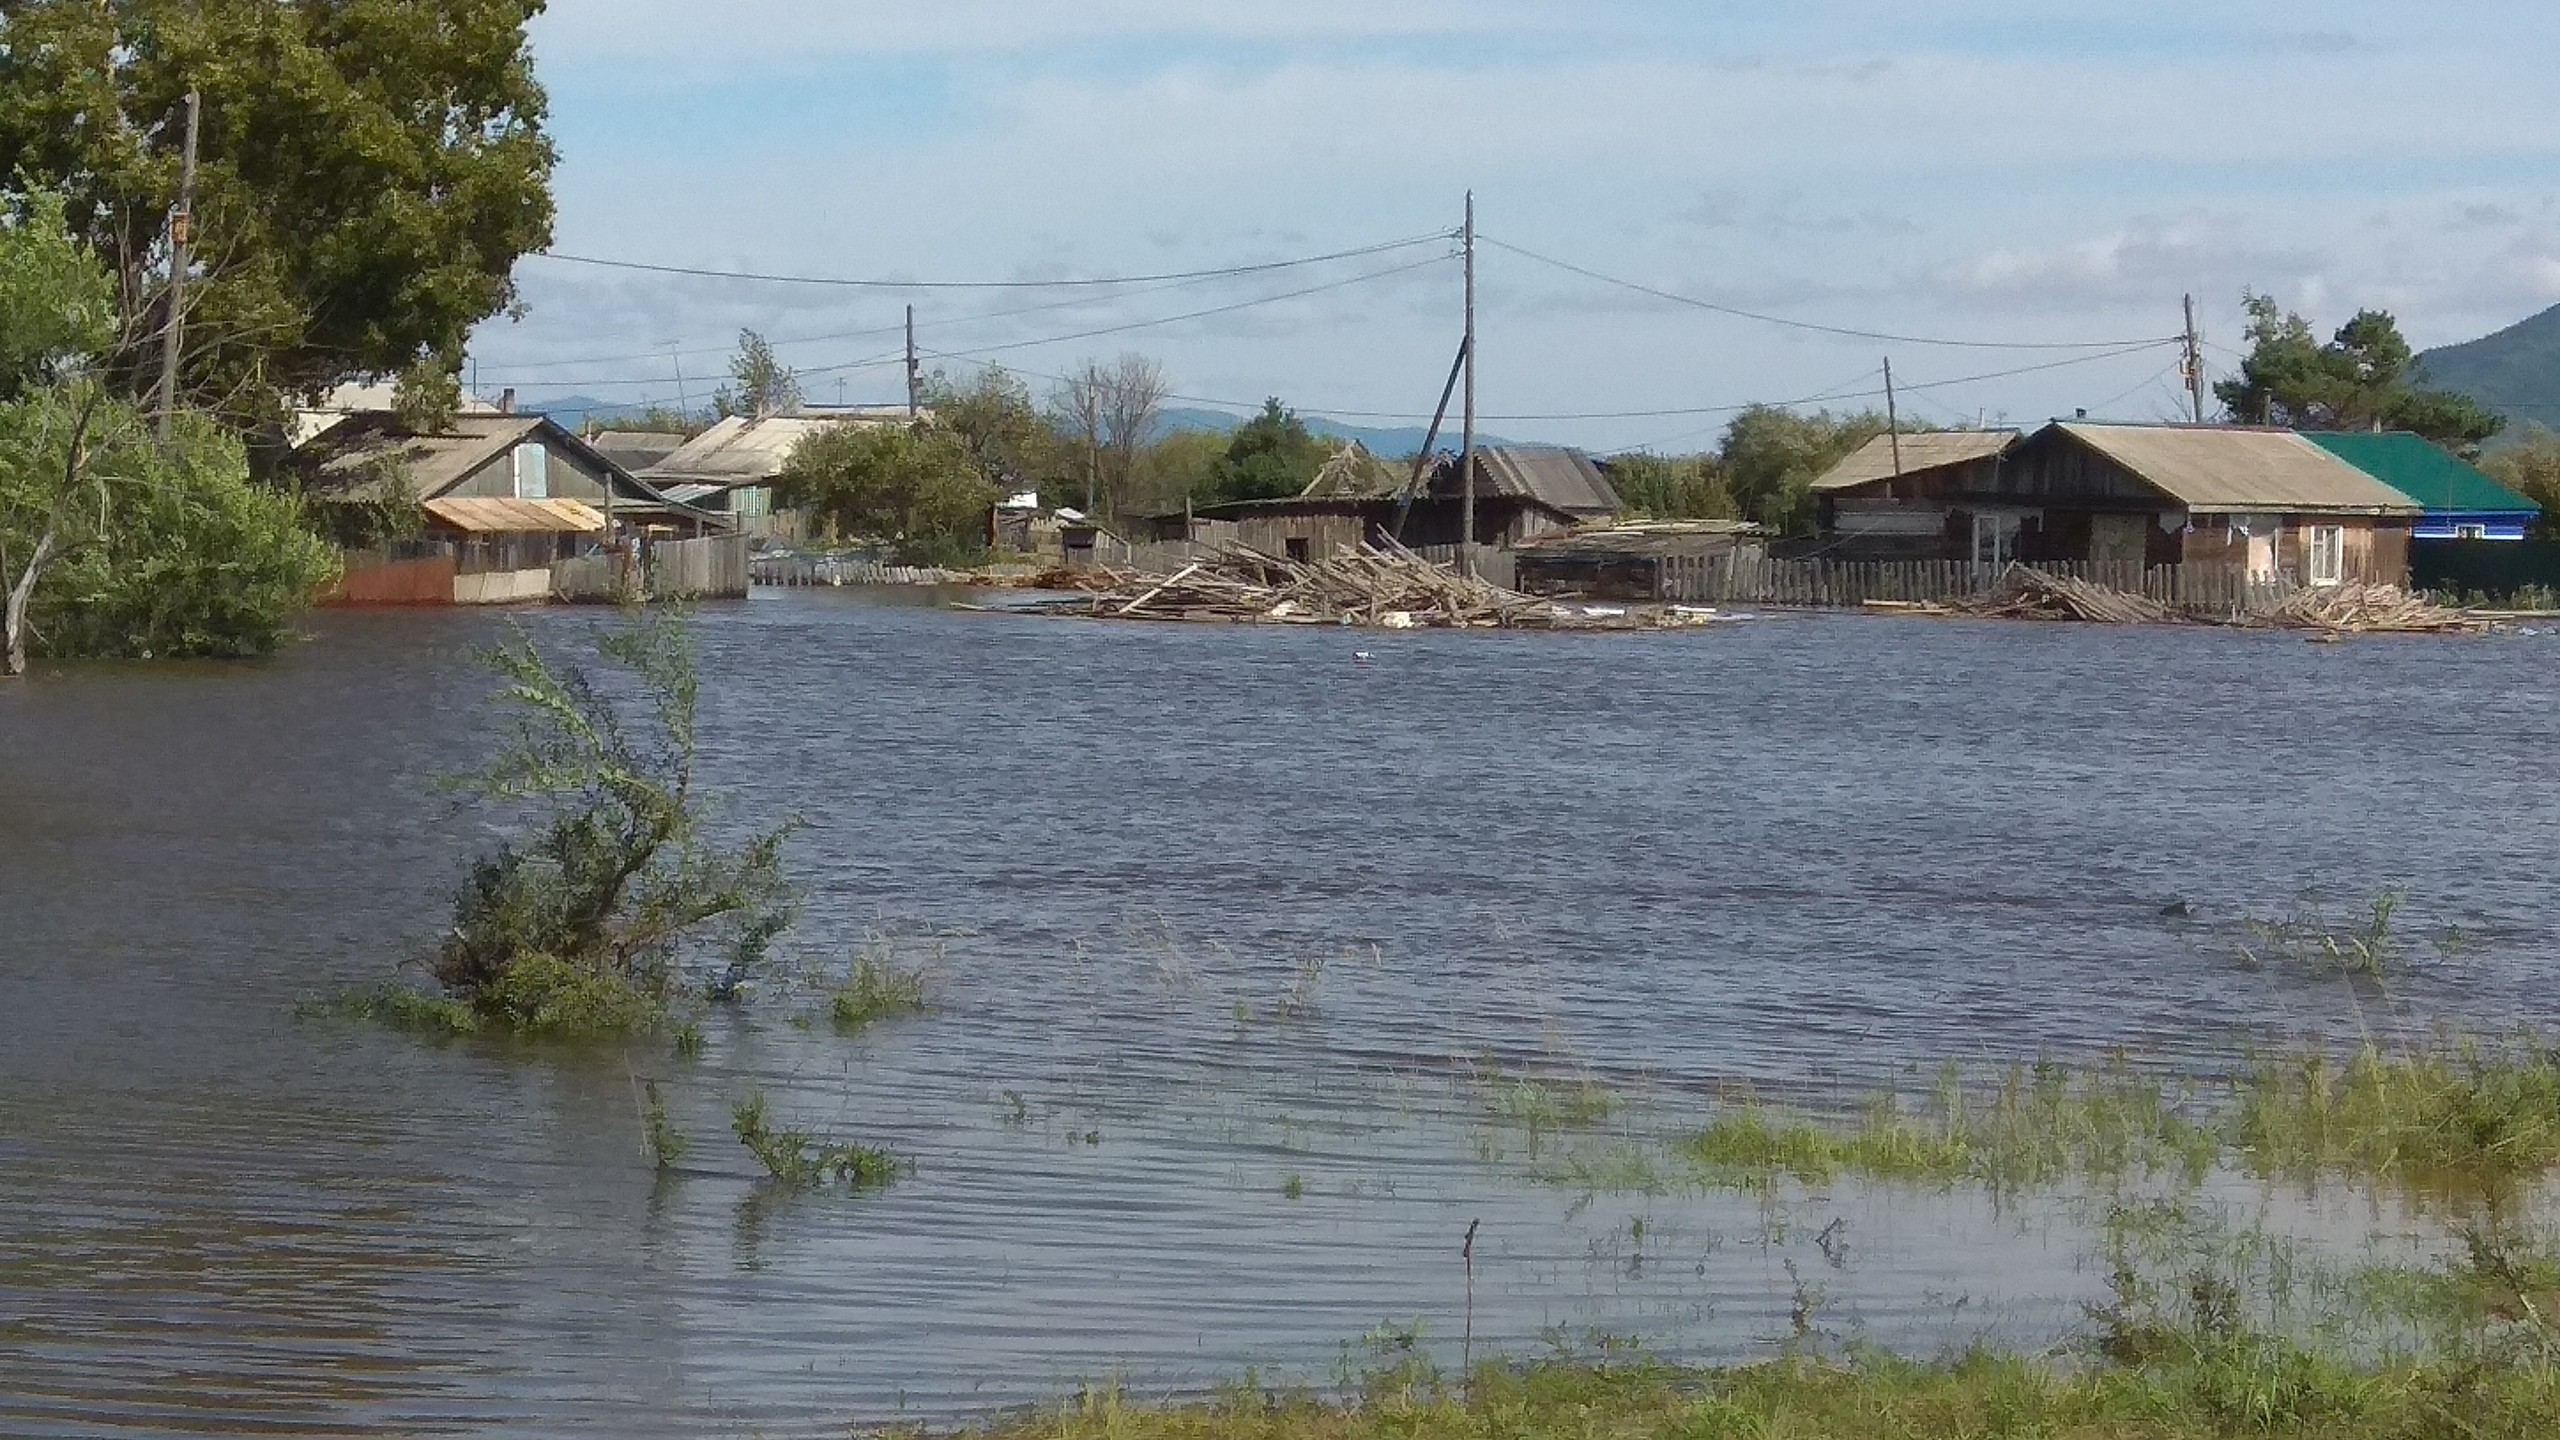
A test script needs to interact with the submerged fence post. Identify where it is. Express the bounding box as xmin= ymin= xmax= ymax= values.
xmin=1462 ymin=1218 xmax=1480 ymax=1396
